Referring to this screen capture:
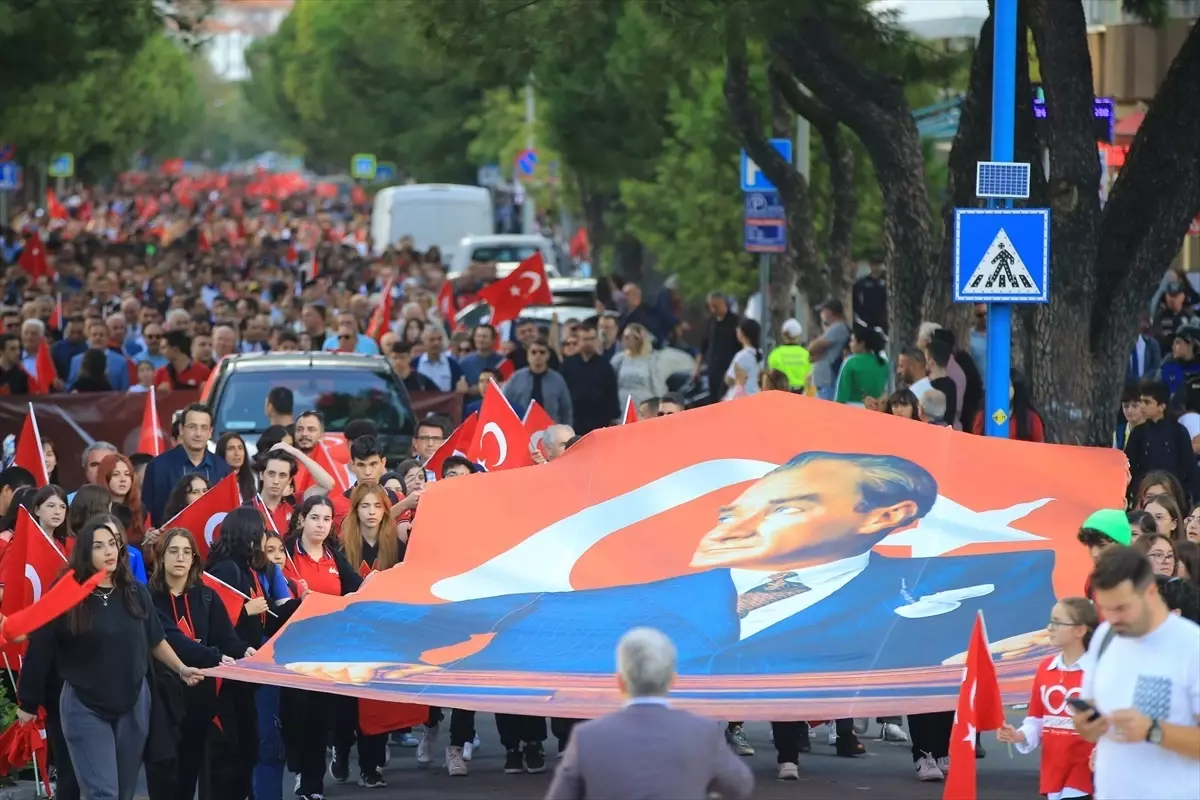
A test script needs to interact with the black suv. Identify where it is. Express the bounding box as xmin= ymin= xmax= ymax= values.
xmin=203 ymin=352 xmax=416 ymax=461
